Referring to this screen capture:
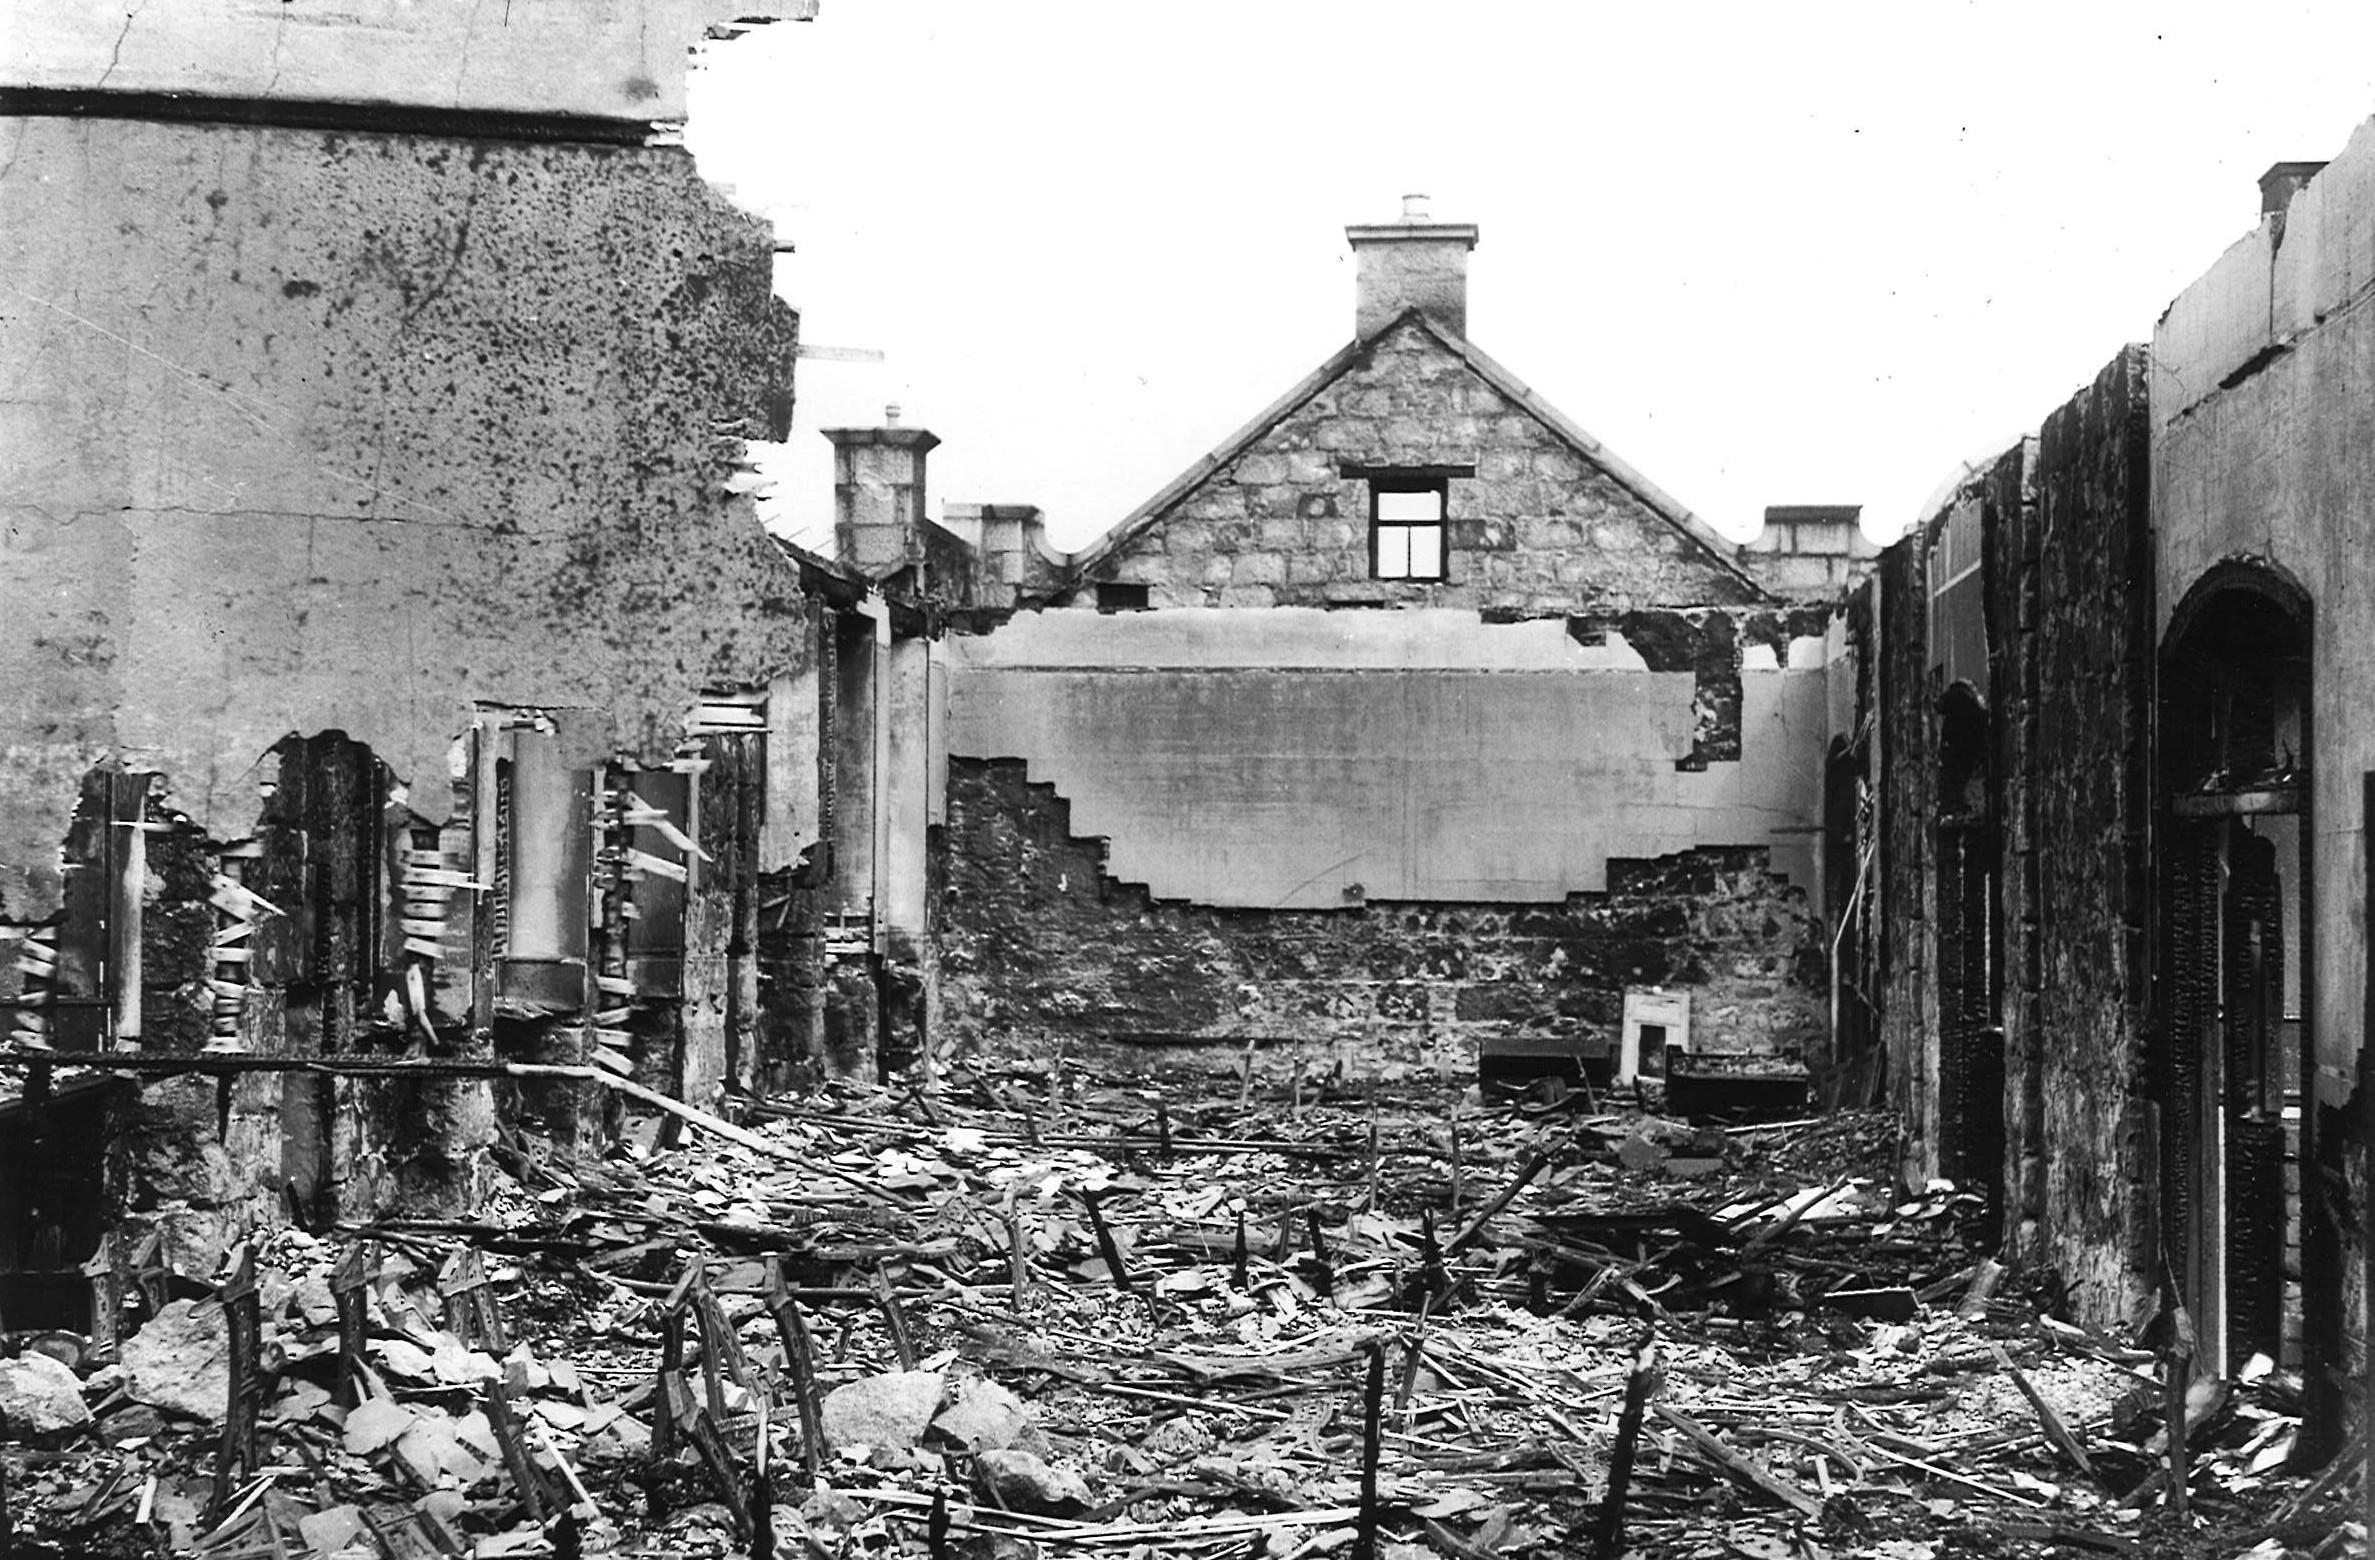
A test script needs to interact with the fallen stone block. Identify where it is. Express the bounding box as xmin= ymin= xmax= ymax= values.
xmin=931 ymin=1376 xmax=1045 ymax=1454
xmin=343 ymin=1395 xmax=418 ymax=1456
xmin=822 ymin=1369 xmax=945 ymax=1452
xmin=973 ymin=1448 xmax=1092 ymax=1515
xmin=121 ymin=1299 xmax=230 ymax=1424
xmin=0 ymin=1351 xmax=92 ymax=1437
xmin=298 ymin=1504 xmax=364 ymax=1556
